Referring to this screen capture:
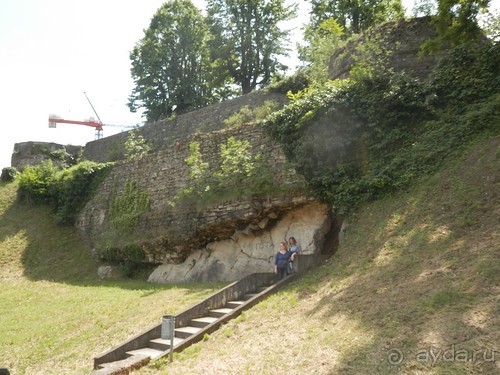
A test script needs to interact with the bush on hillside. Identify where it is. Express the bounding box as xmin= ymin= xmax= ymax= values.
xmin=1 ymin=167 xmax=18 ymax=182
xmin=17 ymin=161 xmax=113 ymax=224
xmin=263 ymin=42 xmax=499 ymax=213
